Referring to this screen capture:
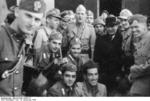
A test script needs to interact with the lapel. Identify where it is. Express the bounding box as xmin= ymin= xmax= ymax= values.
xmin=68 ymin=54 xmax=78 ymax=66
xmin=72 ymin=25 xmax=78 ymax=37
